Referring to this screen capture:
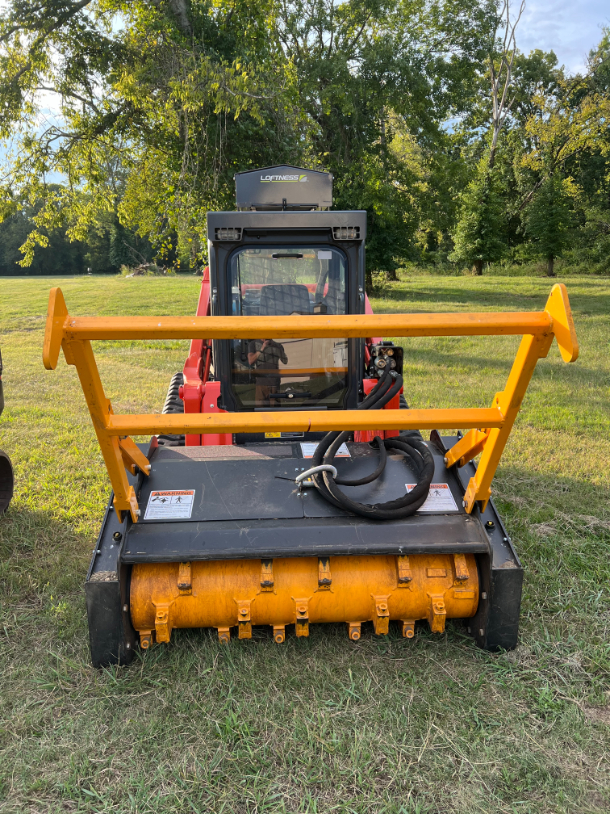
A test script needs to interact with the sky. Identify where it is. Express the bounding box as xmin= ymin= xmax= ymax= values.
xmin=518 ymin=0 xmax=609 ymax=74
